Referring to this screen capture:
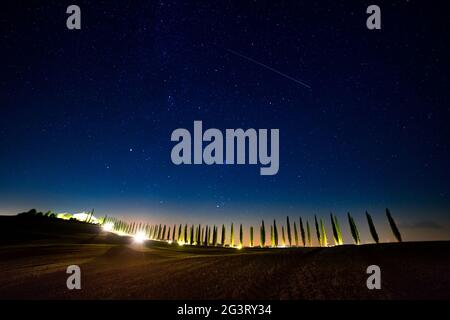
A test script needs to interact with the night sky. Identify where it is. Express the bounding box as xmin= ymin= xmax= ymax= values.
xmin=1 ymin=1 xmax=449 ymax=242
